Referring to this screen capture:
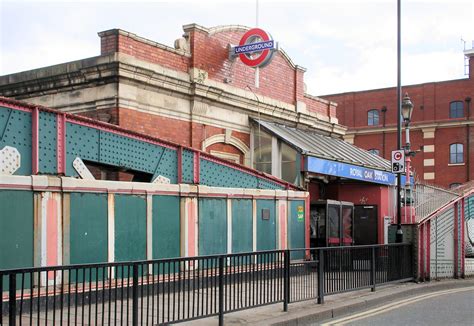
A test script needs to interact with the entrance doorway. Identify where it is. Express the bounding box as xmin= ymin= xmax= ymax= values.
xmin=354 ymin=205 xmax=378 ymax=245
